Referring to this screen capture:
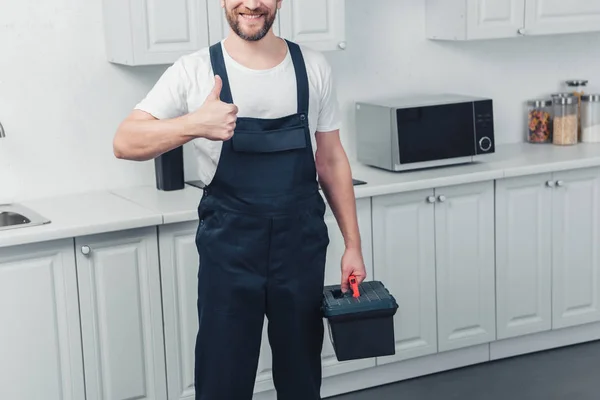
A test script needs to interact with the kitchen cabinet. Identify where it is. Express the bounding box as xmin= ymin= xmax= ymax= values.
xmin=524 ymin=0 xmax=600 ymax=36
xmin=495 ymin=174 xmax=552 ymax=340
xmin=435 ymin=181 xmax=496 ymax=352
xmin=426 ymin=0 xmax=600 ymax=40
xmin=103 ymin=0 xmax=344 ymax=66
xmin=279 ymin=0 xmax=347 ymax=51
xmin=426 ymin=0 xmax=527 ymax=40
xmin=102 ymin=0 xmax=211 ymax=65
xmin=552 ymin=167 xmax=600 ymax=329
xmin=495 ymin=168 xmax=600 ymax=335
xmin=157 ymin=221 xmax=199 ymax=400
xmin=76 ymin=227 xmax=167 ymax=400
xmin=371 ymin=181 xmax=496 ymax=357
xmin=0 ymin=239 xmax=85 ymax=400
xmin=321 ymin=198 xmax=375 ymax=376
xmin=372 ymin=189 xmax=437 ymax=365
